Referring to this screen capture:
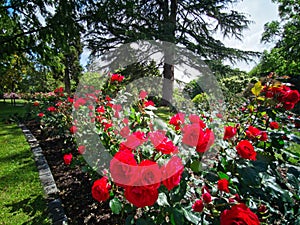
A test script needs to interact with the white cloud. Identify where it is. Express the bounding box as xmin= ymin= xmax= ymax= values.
xmin=220 ymin=0 xmax=279 ymax=71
